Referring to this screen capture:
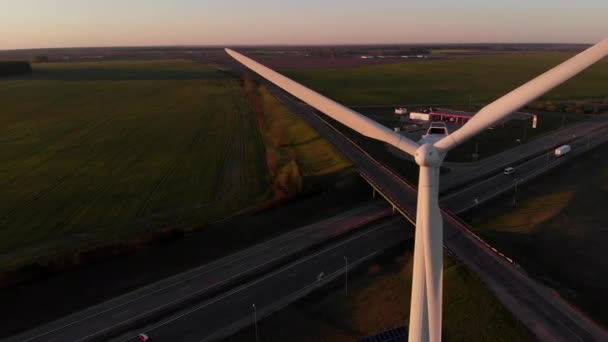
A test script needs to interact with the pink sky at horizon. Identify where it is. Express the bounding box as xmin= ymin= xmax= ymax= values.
xmin=1 ymin=1 xmax=606 ymax=50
